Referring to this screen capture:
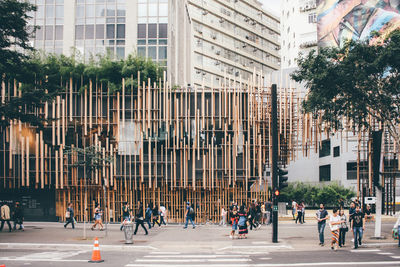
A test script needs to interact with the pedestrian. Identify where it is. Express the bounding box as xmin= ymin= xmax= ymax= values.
xmin=134 ymin=202 xmax=148 ymax=235
xmin=329 ymin=208 xmax=342 ymax=251
xmin=0 ymin=202 xmax=12 ymax=232
xmin=316 ymin=203 xmax=328 ymax=246
xmin=145 ymin=204 xmax=152 ymax=229
xmin=266 ymin=201 xmax=272 ymax=225
xmin=219 ymin=206 xmax=227 ymax=226
xmin=349 ymin=201 xmax=356 ymax=242
xmin=12 ymin=201 xmax=24 ymax=231
xmin=91 ymin=204 xmax=104 ymax=230
xmin=159 ymin=204 xmax=167 ymax=225
xmin=351 ymin=205 xmax=365 ymax=249
xmin=339 ymin=198 xmax=344 ymax=210
xmin=152 ymin=205 xmax=161 ymax=227
xmin=238 ymin=205 xmax=248 ymax=239
xmin=261 ymin=202 xmax=266 ymax=224
xmin=301 ymin=201 xmax=306 ymax=223
xmin=230 ymin=205 xmax=238 ymax=239
xmin=295 ymin=202 xmax=303 ymax=224
xmin=64 ymin=202 xmax=75 ymax=229
xmin=120 ymin=202 xmax=131 ymax=231
xmin=183 ymin=202 xmax=196 ymax=229
xmin=338 ymin=209 xmax=348 ymax=247
xmin=364 ymin=204 xmax=374 ymax=222
xmin=255 ymin=202 xmax=262 ymax=228
xmin=248 ymin=202 xmax=257 ymax=230
xmin=291 ymin=200 xmax=297 ymax=220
